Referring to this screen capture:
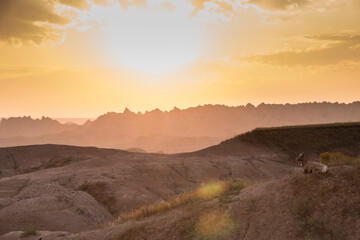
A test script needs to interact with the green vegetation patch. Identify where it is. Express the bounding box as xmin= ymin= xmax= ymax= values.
xmin=79 ymin=181 xmax=117 ymax=214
